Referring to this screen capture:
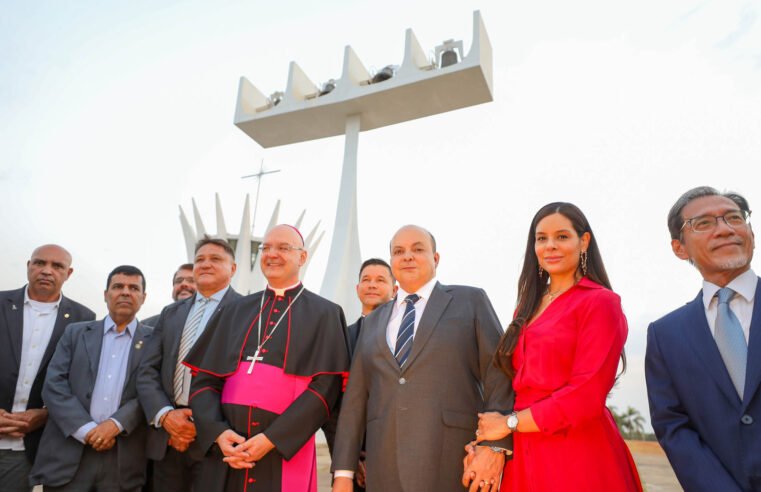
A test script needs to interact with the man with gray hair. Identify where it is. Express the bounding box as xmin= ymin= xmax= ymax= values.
xmin=646 ymin=186 xmax=760 ymax=491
